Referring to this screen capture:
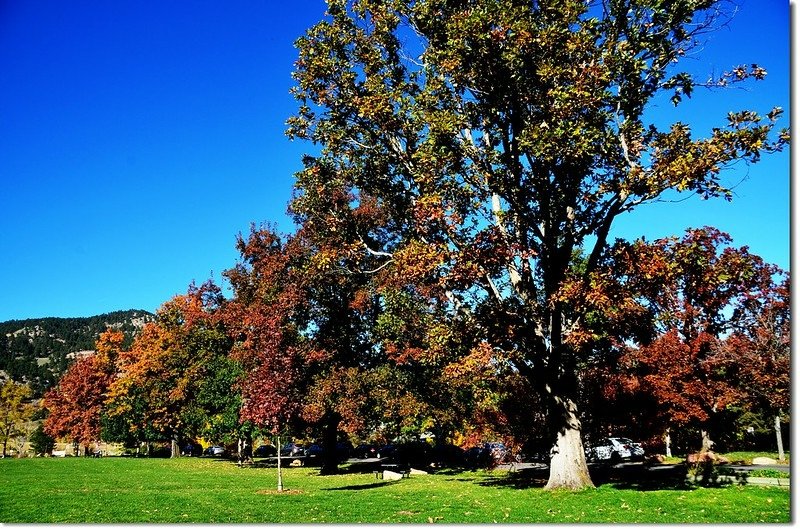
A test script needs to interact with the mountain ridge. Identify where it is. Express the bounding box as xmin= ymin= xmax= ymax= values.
xmin=0 ymin=309 xmax=154 ymax=396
